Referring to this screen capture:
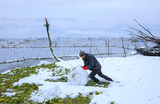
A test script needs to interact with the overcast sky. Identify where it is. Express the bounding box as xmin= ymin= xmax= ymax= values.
xmin=0 ymin=0 xmax=160 ymax=38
